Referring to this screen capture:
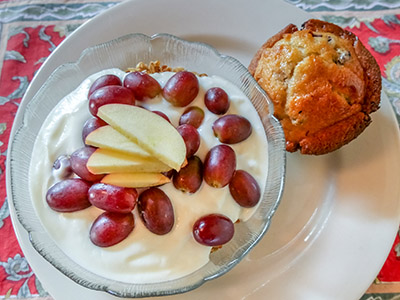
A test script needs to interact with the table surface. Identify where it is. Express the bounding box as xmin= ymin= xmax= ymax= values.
xmin=0 ymin=0 xmax=400 ymax=299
